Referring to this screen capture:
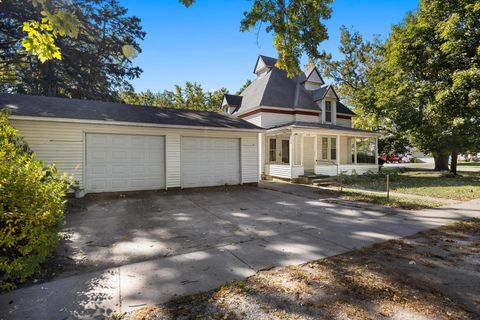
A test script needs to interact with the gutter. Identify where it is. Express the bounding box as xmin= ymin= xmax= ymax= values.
xmin=9 ymin=115 xmax=265 ymax=133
